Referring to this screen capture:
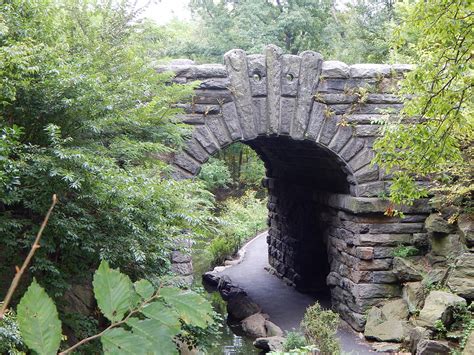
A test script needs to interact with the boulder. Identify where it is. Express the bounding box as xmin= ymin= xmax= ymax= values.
xmin=264 ymin=320 xmax=284 ymax=337
xmin=241 ymin=313 xmax=267 ymax=338
xmin=458 ymin=214 xmax=474 ymax=247
xmin=253 ymin=336 xmax=285 ymax=352
xmin=393 ymin=257 xmax=423 ymax=282
xmin=431 ymin=234 xmax=463 ymax=258
xmin=227 ymin=294 xmax=261 ymax=321
xmin=416 ymin=339 xmax=450 ymax=355
xmin=221 ymin=286 xmax=247 ymax=301
xmin=408 ymin=326 xmax=431 ymax=354
xmin=403 ymin=282 xmax=425 ymax=313
xmin=417 ymin=290 xmax=467 ymax=328
xmin=423 ymin=268 xmax=448 ymax=287
xmin=364 ymin=307 xmax=408 ymax=342
xmin=202 ymin=272 xmax=219 ymax=286
xmin=425 ymin=214 xmax=454 ymax=235
xmin=381 ymin=299 xmax=409 ymax=320
xmin=447 ymin=253 xmax=474 ymax=300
